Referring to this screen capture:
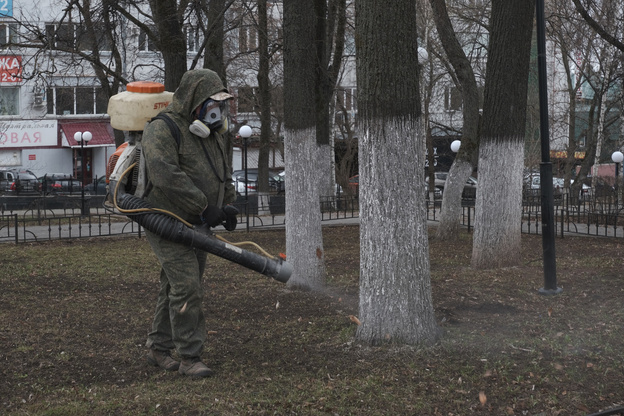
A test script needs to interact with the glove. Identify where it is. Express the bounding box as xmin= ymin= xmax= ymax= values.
xmin=222 ymin=205 xmax=239 ymax=231
xmin=201 ymin=205 xmax=226 ymax=228
xmin=201 ymin=204 xmax=238 ymax=230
